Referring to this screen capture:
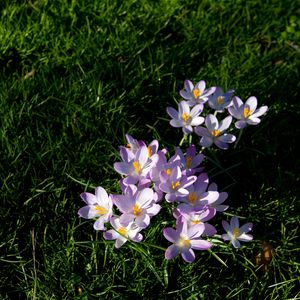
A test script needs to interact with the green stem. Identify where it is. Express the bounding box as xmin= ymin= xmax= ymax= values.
xmin=179 ymin=134 xmax=187 ymax=146
xmin=234 ymin=129 xmax=243 ymax=149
